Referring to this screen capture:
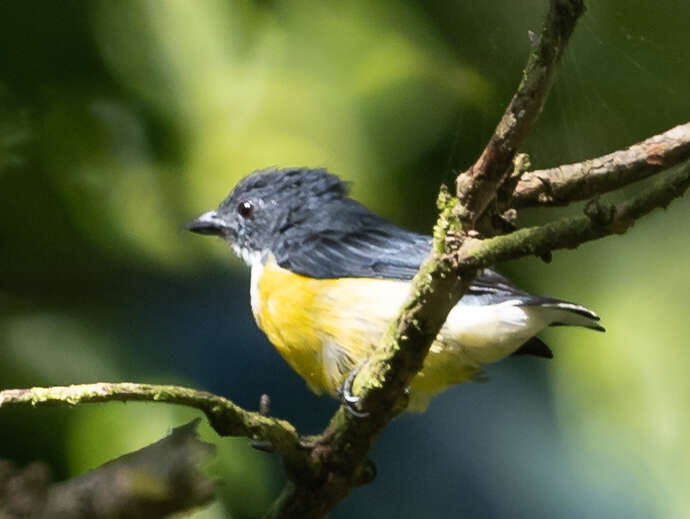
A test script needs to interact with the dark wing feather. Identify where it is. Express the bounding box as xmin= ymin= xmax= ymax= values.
xmin=273 ymin=198 xmax=431 ymax=280
xmin=272 ymin=197 xmax=603 ymax=327
xmin=271 ymin=198 xmax=549 ymax=307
